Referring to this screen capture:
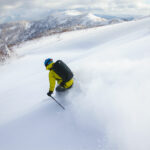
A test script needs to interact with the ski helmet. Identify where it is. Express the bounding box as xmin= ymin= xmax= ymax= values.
xmin=44 ymin=58 xmax=53 ymax=67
